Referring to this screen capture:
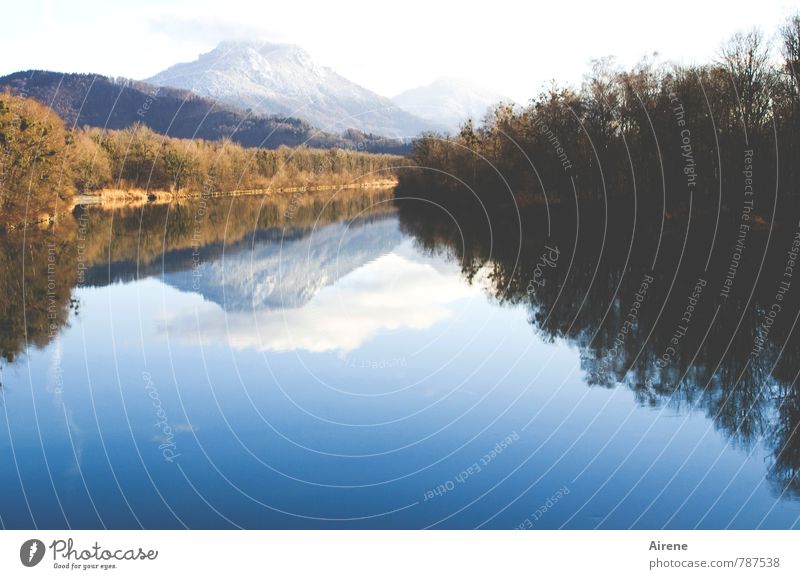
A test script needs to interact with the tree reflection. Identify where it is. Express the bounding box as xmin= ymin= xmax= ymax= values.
xmin=0 ymin=188 xmax=395 ymax=363
xmin=0 ymin=221 xmax=77 ymax=362
xmin=396 ymin=191 xmax=800 ymax=496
